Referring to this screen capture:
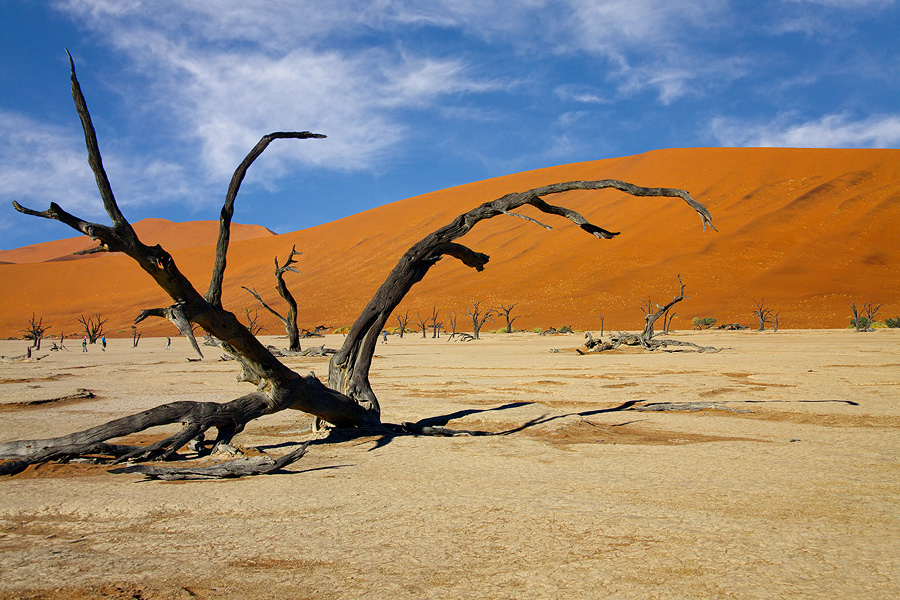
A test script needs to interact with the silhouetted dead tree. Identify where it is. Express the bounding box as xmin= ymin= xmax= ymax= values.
xmin=752 ymin=299 xmax=773 ymax=331
xmin=445 ymin=311 xmax=460 ymax=340
xmin=243 ymin=246 xmax=302 ymax=351
xmin=428 ymin=305 xmax=443 ymax=339
xmin=22 ymin=313 xmax=50 ymax=350
xmin=78 ymin=313 xmax=108 ymax=344
xmin=851 ymin=301 xmax=882 ymax=332
xmin=413 ymin=312 xmax=429 ymax=338
xmin=243 ymin=307 xmax=265 ymax=336
xmin=131 ymin=326 xmax=141 ymax=348
xmin=496 ymin=303 xmax=520 ymax=333
xmin=466 ymin=301 xmax=495 ymax=340
xmin=1 ymin=54 xmax=714 ymax=477
xmin=394 ymin=310 xmax=411 ymax=338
